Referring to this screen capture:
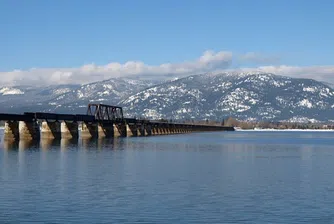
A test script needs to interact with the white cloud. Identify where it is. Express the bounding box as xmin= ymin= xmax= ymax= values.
xmin=0 ymin=50 xmax=232 ymax=86
xmin=0 ymin=50 xmax=334 ymax=86
xmin=238 ymin=52 xmax=281 ymax=64
xmin=234 ymin=65 xmax=334 ymax=84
